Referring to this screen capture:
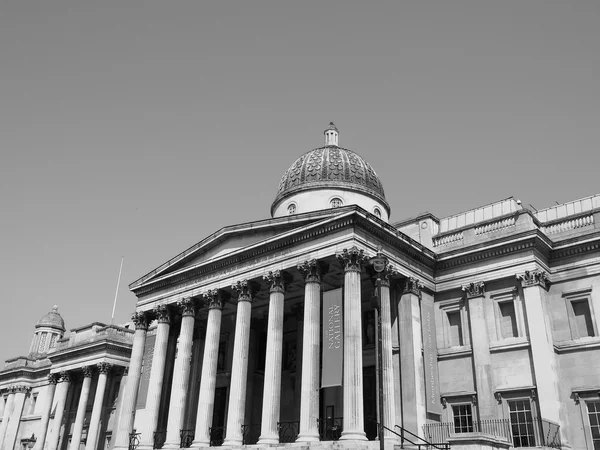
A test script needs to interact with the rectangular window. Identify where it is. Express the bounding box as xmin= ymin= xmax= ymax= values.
xmin=447 ymin=311 xmax=464 ymax=347
xmin=217 ymin=340 xmax=227 ymax=372
xmin=509 ymin=399 xmax=536 ymax=447
xmin=29 ymin=394 xmax=38 ymax=415
xmin=452 ymin=404 xmax=473 ymax=433
xmin=498 ymin=301 xmax=518 ymax=338
xmin=572 ymin=300 xmax=595 ymax=338
xmin=587 ymin=400 xmax=600 ymax=450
